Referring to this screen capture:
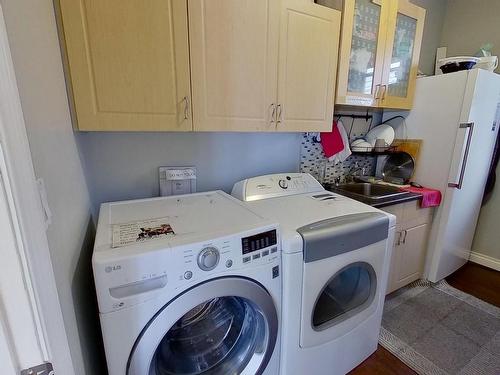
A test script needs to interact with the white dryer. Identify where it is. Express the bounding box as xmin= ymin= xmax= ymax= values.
xmin=93 ymin=191 xmax=281 ymax=375
xmin=232 ymin=173 xmax=396 ymax=375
